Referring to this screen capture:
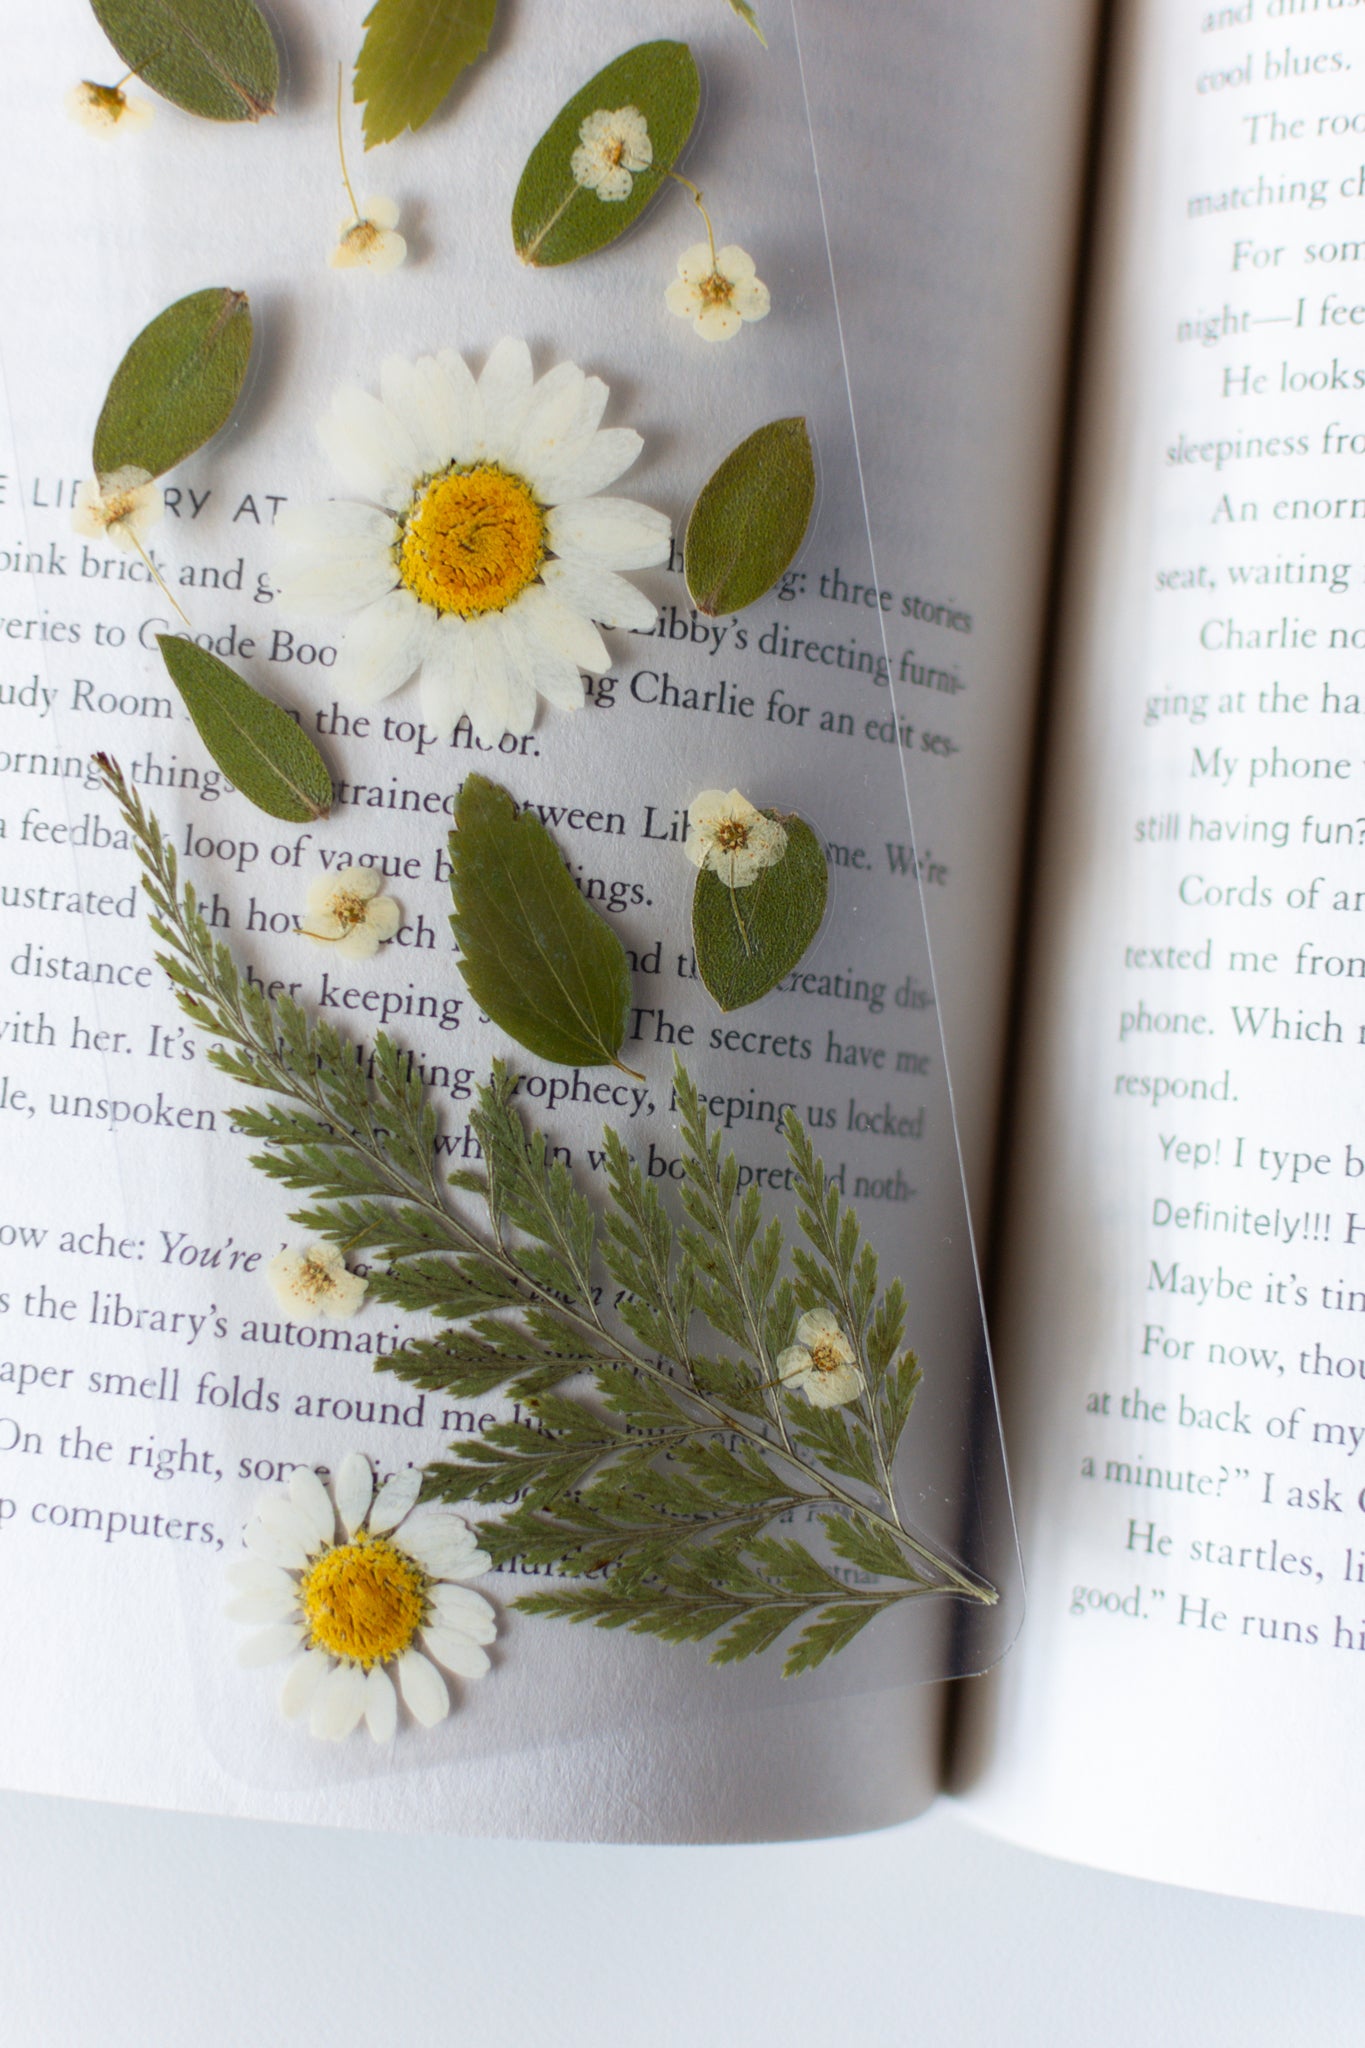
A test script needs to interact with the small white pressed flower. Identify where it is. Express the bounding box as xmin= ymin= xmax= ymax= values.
xmin=298 ymin=865 xmax=401 ymax=958
xmin=66 ymin=79 xmax=152 ymax=135
xmin=275 ymin=338 xmax=671 ymax=743
xmin=229 ymin=1455 xmax=497 ymax=1742
xmin=71 ymin=467 xmax=163 ymax=550
xmin=776 ymin=1309 xmax=865 ymax=1410
xmin=330 ymin=195 xmax=407 ymax=273
xmin=666 ymin=242 xmax=771 ymax=342
xmin=268 ymin=1242 xmax=367 ymax=1322
xmin=685 ymin=789 xmax=787 ymax=888
xmin=570 ymin=105 xmax=653 ymax=201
